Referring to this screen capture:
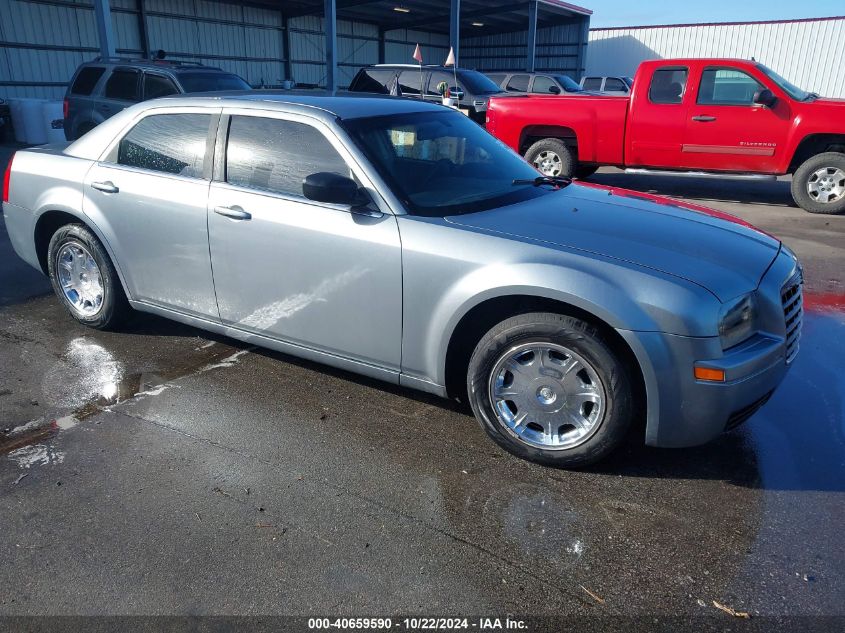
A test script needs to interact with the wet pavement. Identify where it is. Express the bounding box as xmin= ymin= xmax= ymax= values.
xmin=1 ymin=149 xmax=844 ymax=625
